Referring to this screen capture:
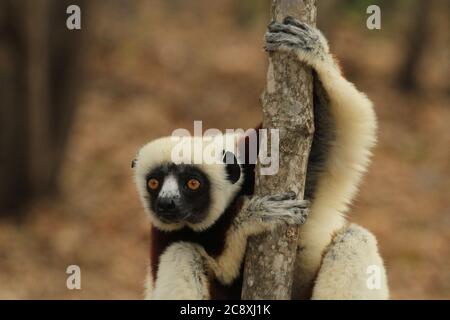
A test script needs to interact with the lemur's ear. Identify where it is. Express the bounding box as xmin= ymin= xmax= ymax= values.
xmin=222 ymin=151 xmax=241 ymax=184
xmin=131 ymin=159 xmax=137 ymax=168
